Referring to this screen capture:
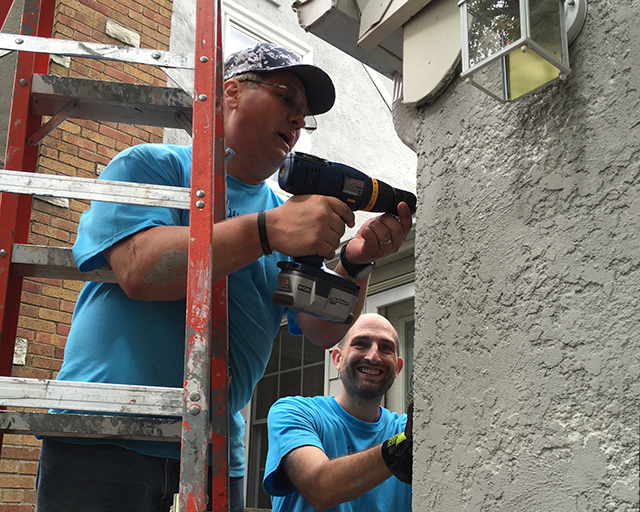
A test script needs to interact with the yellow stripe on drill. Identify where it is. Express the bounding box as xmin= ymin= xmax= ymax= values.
xmin=364 ymin=178 xmax=379 ymax=211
